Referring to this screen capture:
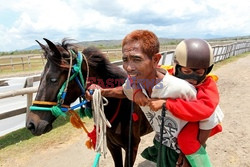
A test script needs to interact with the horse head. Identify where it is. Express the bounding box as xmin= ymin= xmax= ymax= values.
xmin=26 ymin=38 xmax=86 ymax=135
